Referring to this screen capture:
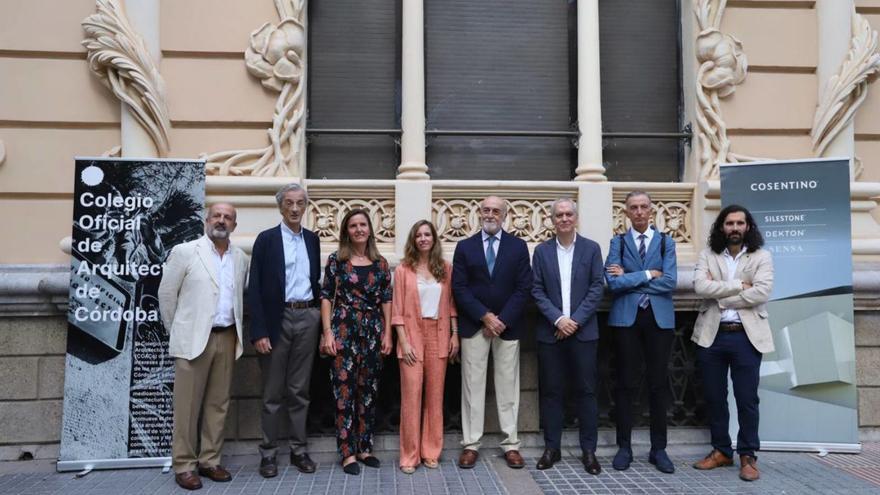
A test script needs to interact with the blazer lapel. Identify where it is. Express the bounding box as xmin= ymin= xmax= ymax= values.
xmin=623 ymin=233 xmax=641 ymax=269
xmin=196 ymin=237 xmax=219 ymax=287
xmin=491 ymin=231 xmax=509 ymax=280
xmin=274 ymin=226 xmax=286 ymax=294
xmin=715 ymin=251 xmax=729 ymax=281
xmin=547 ymin=238 xmax=561 ymax=300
